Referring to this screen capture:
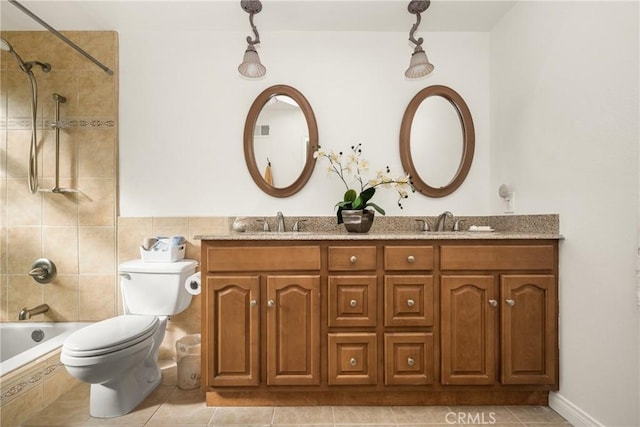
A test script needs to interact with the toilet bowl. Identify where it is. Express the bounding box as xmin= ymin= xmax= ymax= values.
xmin=61 ymin=259 xmax=196 ymax=418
